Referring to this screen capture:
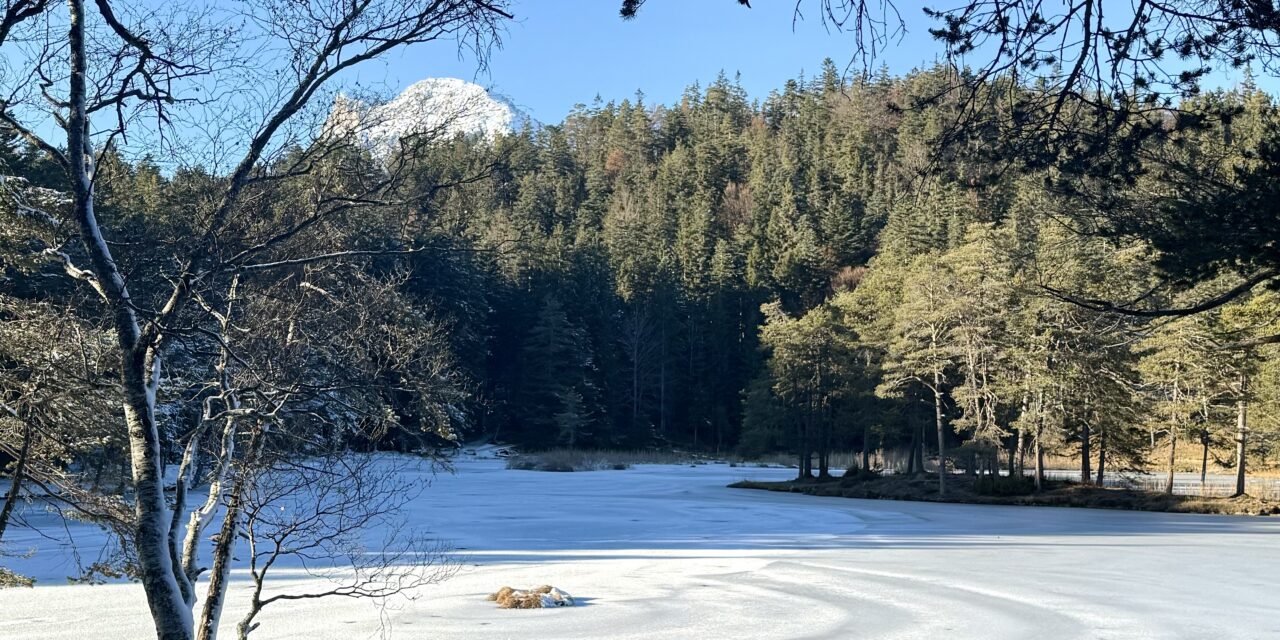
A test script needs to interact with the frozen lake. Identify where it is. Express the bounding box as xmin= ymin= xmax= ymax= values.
xmin=3 ymin=456 xmax=1279 ymax=639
